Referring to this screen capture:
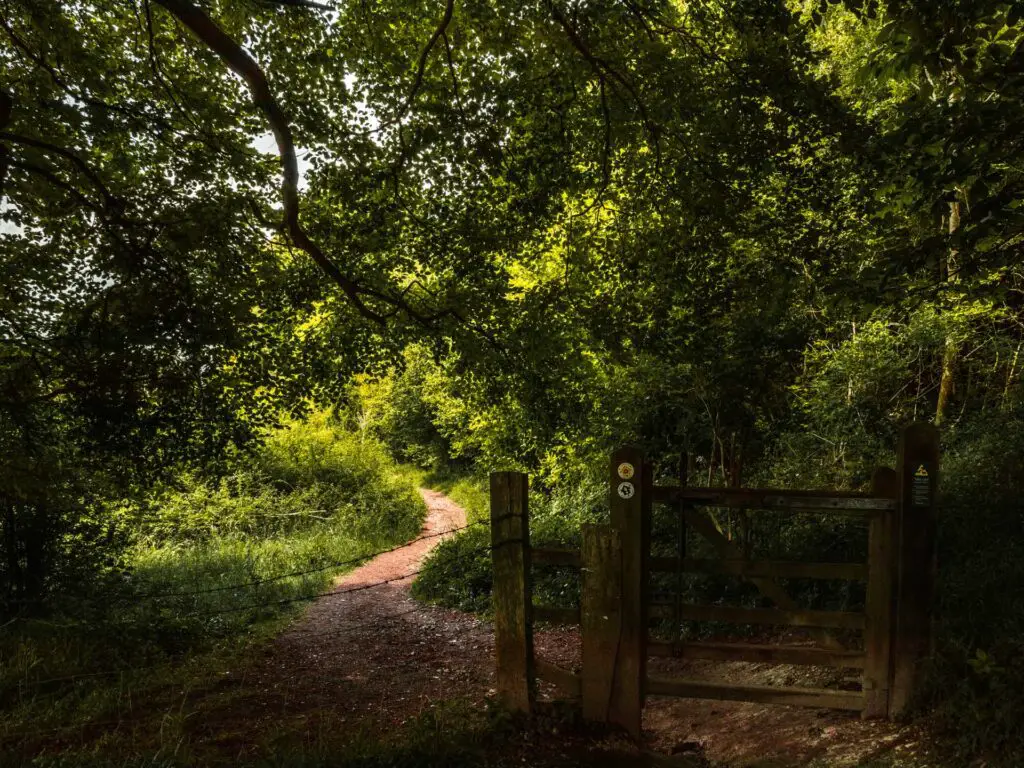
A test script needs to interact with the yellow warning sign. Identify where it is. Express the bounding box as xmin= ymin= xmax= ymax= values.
xmin=915 ymin=464 xmax=929 ymax=478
